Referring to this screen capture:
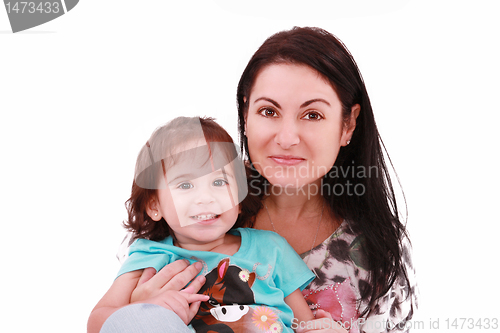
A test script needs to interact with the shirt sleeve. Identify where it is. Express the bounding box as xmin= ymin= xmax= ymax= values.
xmin=271 ymin=233 xmax=316 ymax=298
xmin=116 ymin=238 xmax=172 ymax=278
